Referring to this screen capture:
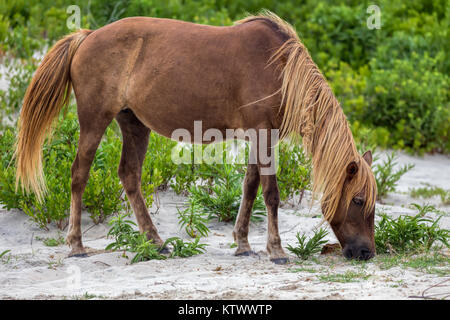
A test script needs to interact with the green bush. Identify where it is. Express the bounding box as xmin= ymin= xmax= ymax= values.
xmin=276 ymin=142 xmax=311 ymax=202
xmin=364 ymin=53 xmax=449 ymax=153
xmin=187 ymin=163 xmax=266 ymax=223
xmin=165 ymin=236 xmax=207 ymax=258
xmin=375 ymin=206 xmax=449 ymax=254
xmin=0 ymin=109 xmax=170 ymax=229
xmin=0 ymin=115 xmax=77 ymax=229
